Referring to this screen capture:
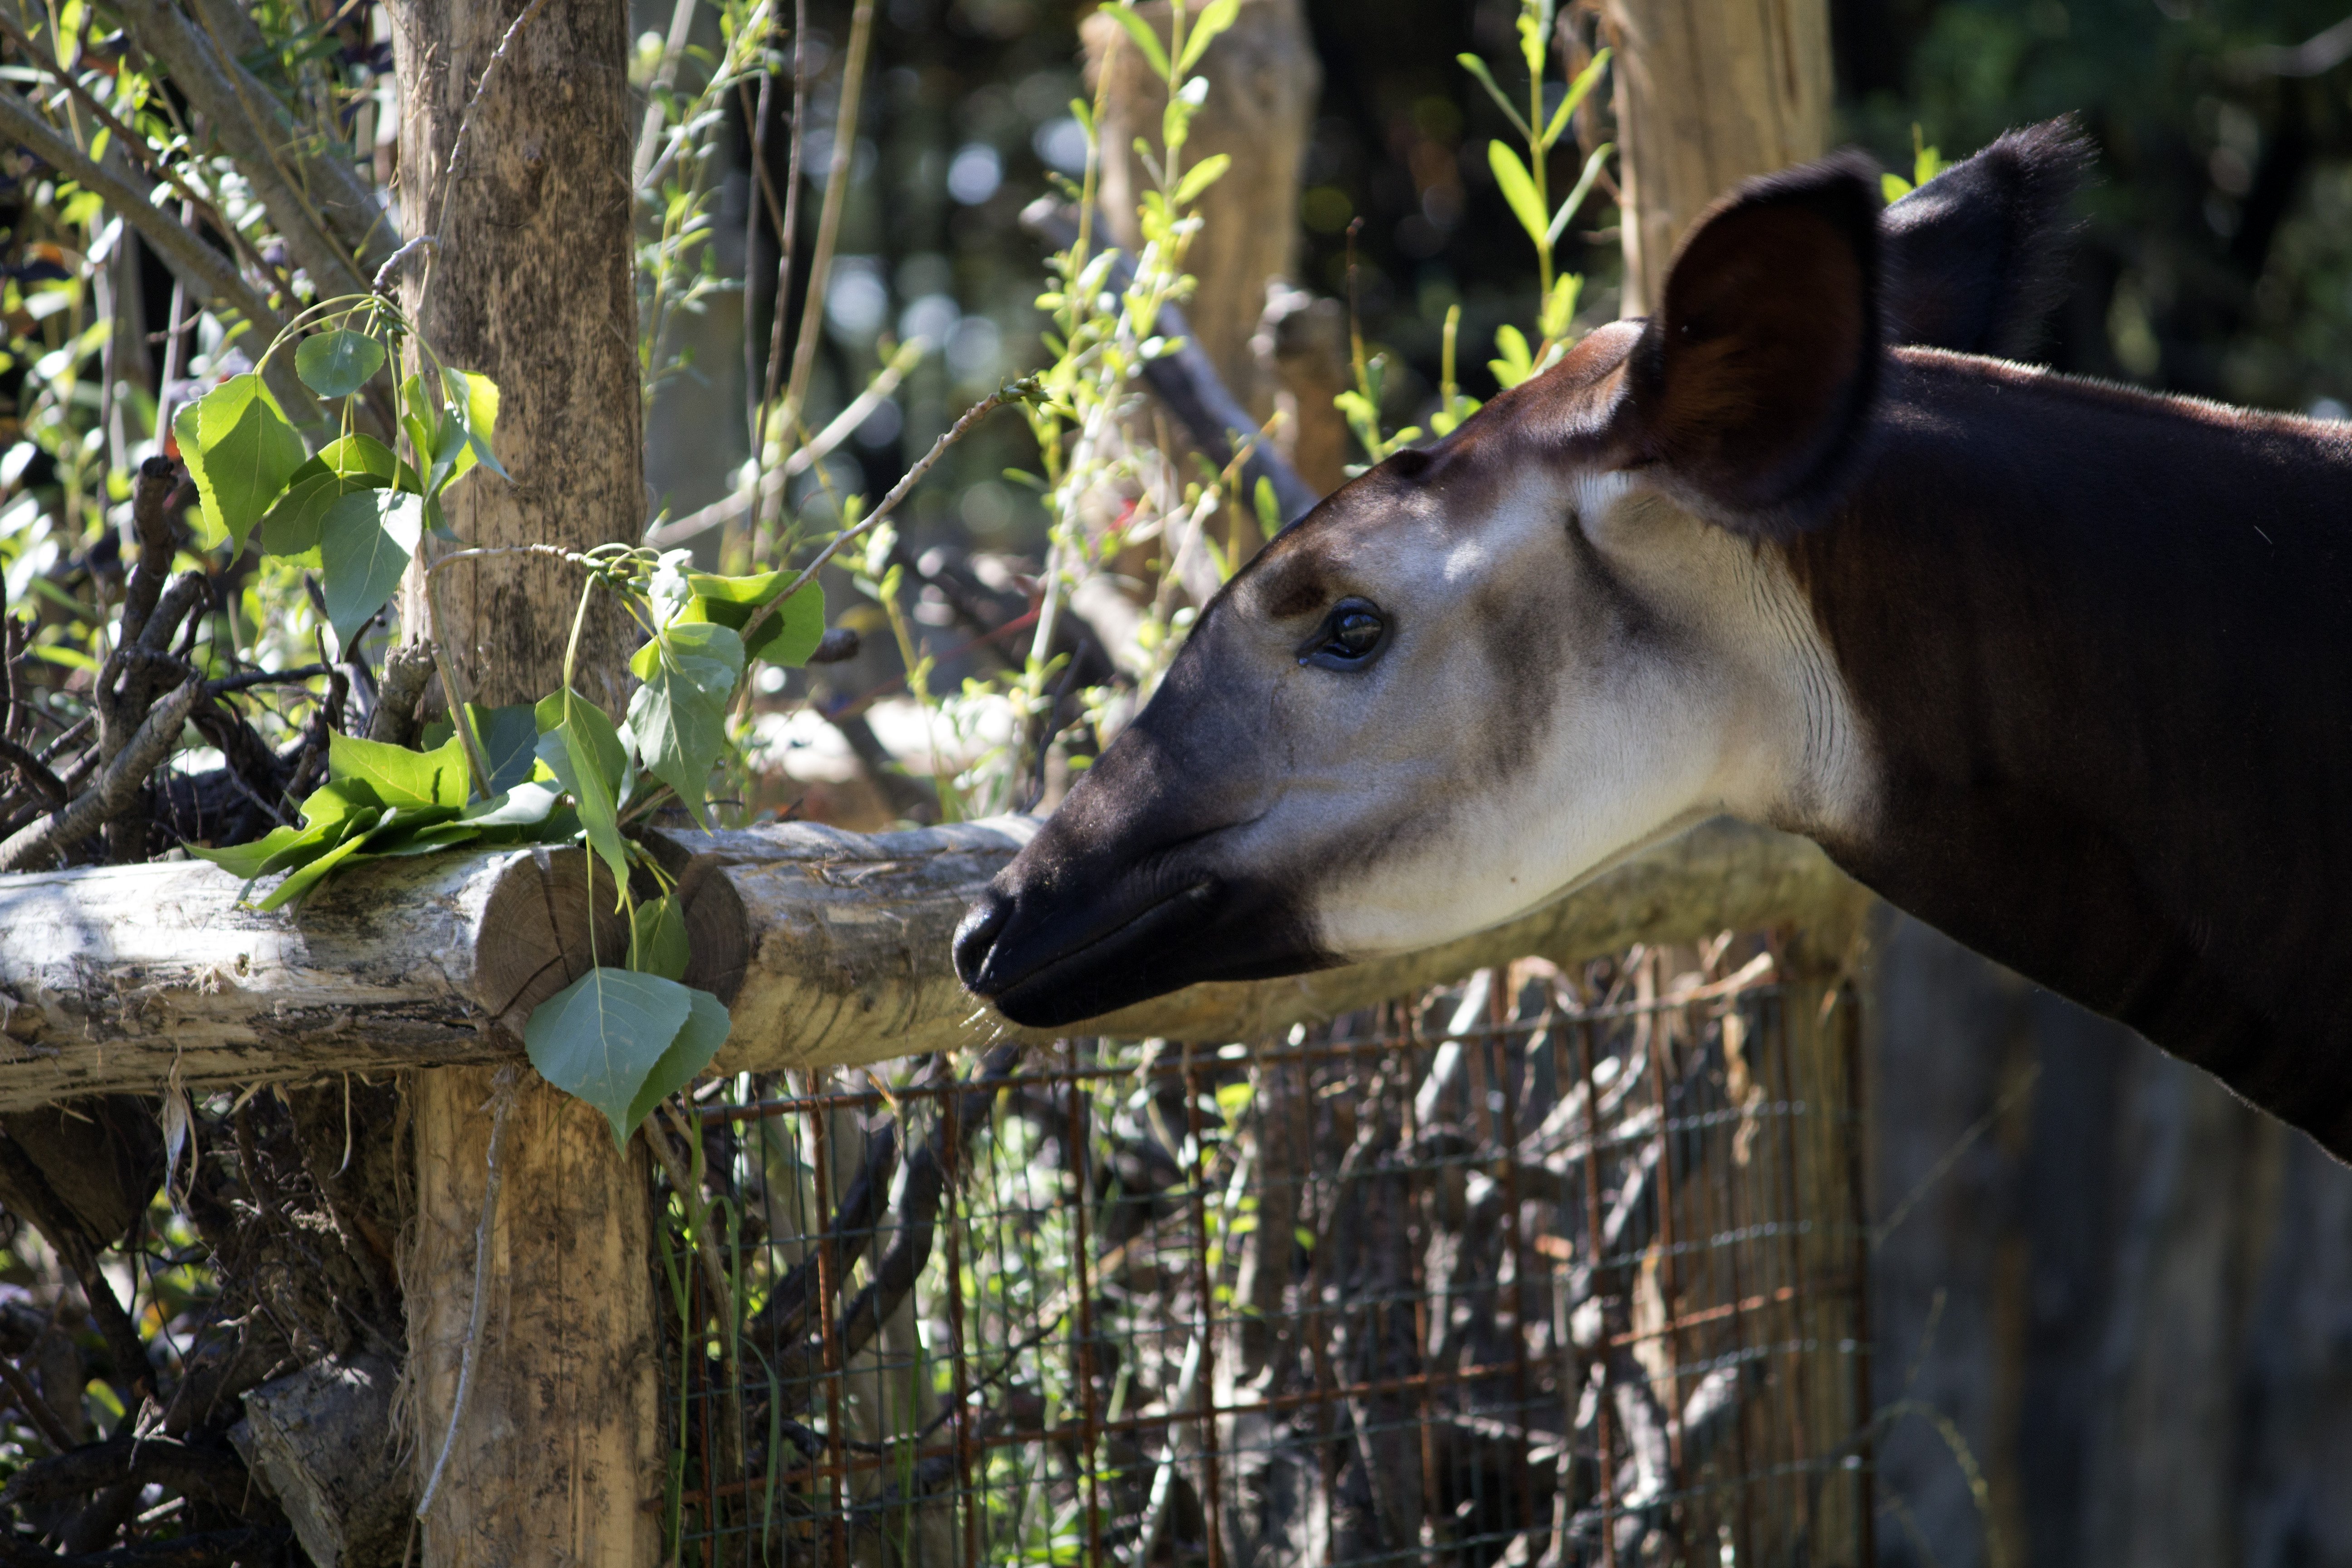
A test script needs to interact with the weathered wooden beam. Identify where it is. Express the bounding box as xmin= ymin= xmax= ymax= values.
xmin=0 ymin=815 xmax=1865 ymax=1111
